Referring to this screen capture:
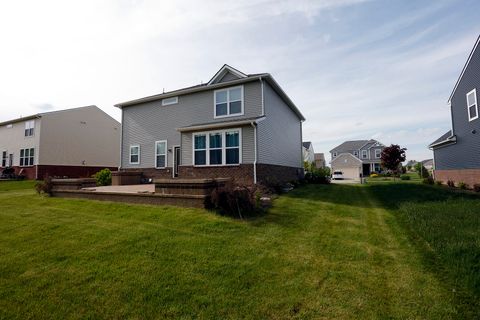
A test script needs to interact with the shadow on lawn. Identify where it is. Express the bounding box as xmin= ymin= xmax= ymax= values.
xmin=286 ymin=182 xmax=480 ymax=210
